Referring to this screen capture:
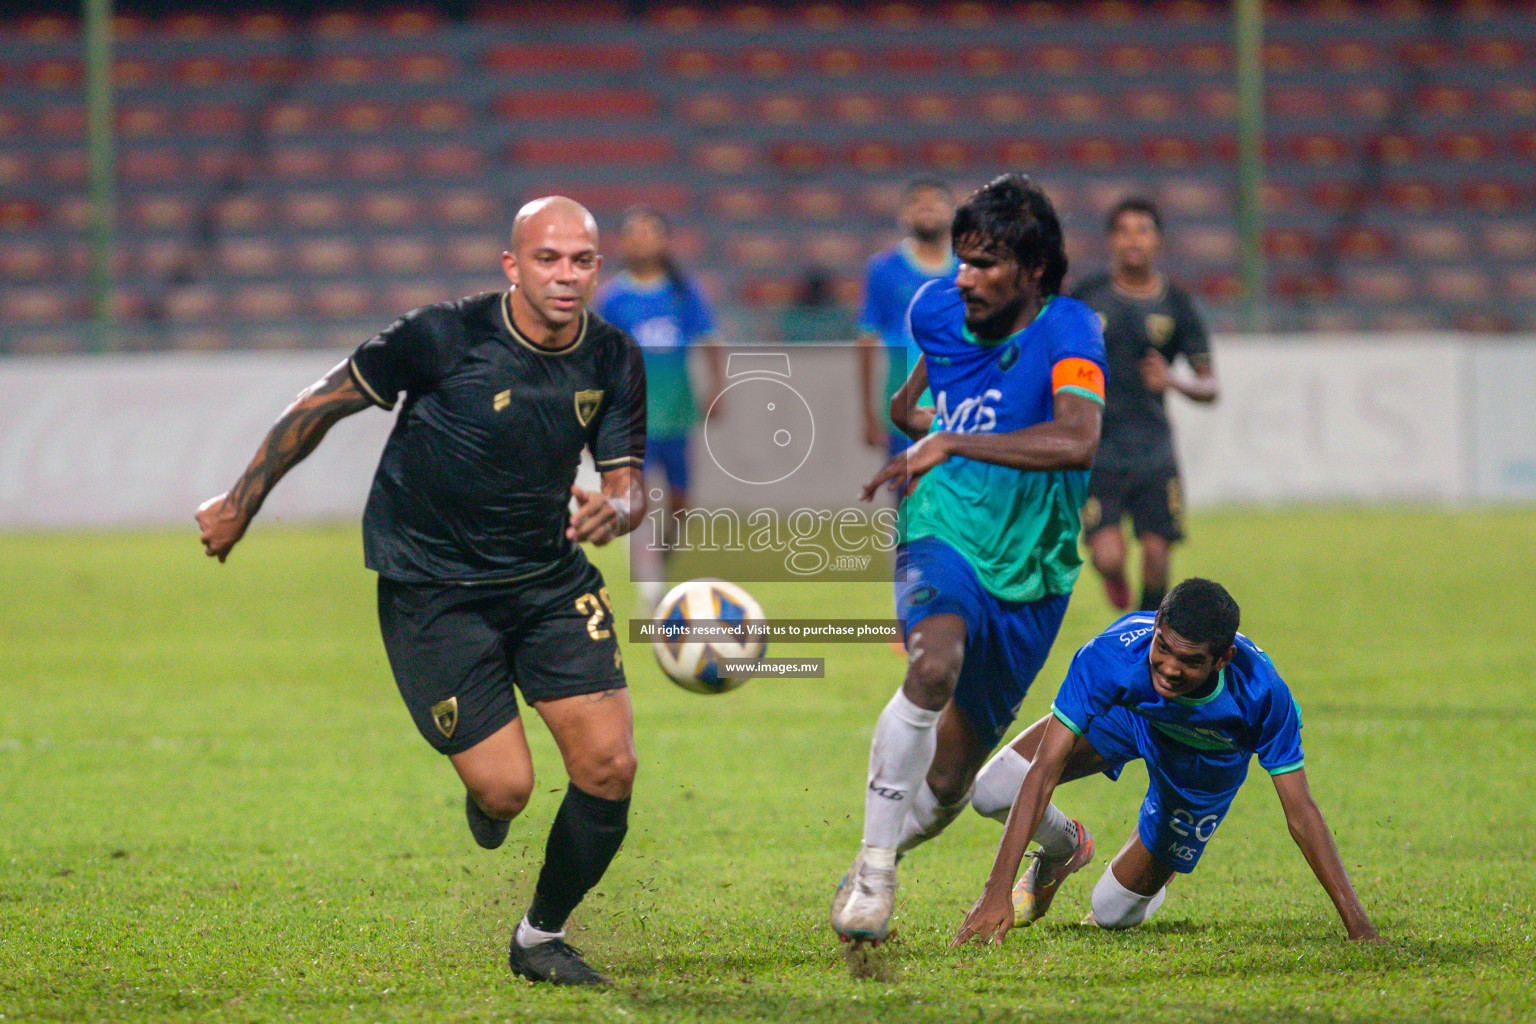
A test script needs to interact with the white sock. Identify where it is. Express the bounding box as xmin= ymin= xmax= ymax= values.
xmin=862 ymin=690 xmax=942 ymax=852
xmin=1090 ymin=868 xmax=1167 ymax=930
xmin=514 ymin=916 xmax=565 ymax=949
xmin=895 ymin=781 xmax=972 ymax=854
xmin=971 ymin=744 xmax=1080 ymax=858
